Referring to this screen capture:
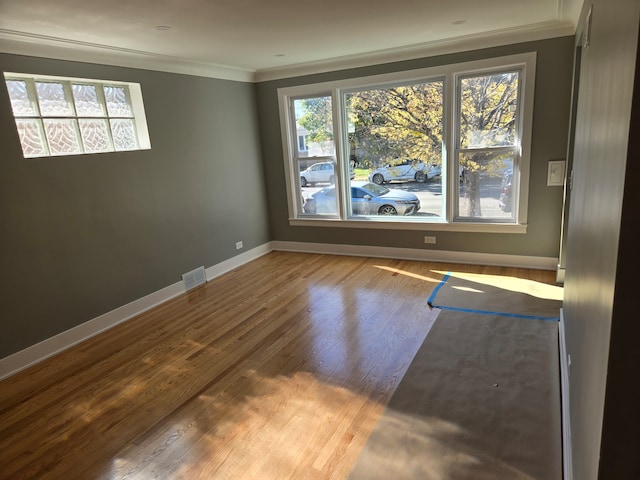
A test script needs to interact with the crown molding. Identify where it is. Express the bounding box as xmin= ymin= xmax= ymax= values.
xmin=0 ymin=19 xmax=575 ymax=84
xmin=255 ymin=20 xmax=576 ymax=82
xmin=0 ymin=29 xmax=257 ymax=83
